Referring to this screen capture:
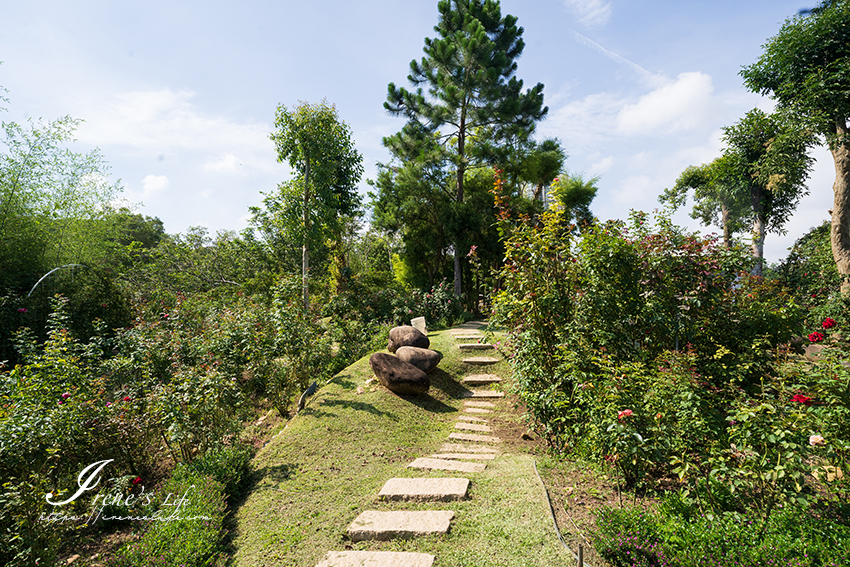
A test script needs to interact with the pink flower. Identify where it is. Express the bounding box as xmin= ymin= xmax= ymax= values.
xmin=809 ymin=331 xmax=825 ymax=343
xmin=822 ymin=318 xmax=836 ymax=329
xmin=617 ymin=409 xmax=633 ymax=421
xmin=61 ymin=392 xmax=71 ymax=399
xmin=106 ymin=402 xmax=112 ymax=407
xmin=809 ymin=435 xmax=825 ymax=446
xmin=17 ymin=308 xmax=27 ymax=313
